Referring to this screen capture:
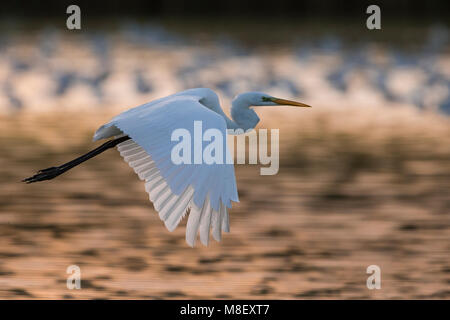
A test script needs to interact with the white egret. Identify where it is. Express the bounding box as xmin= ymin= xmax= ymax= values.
xmin=23 ymin=88 xmax=311 ymax=246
